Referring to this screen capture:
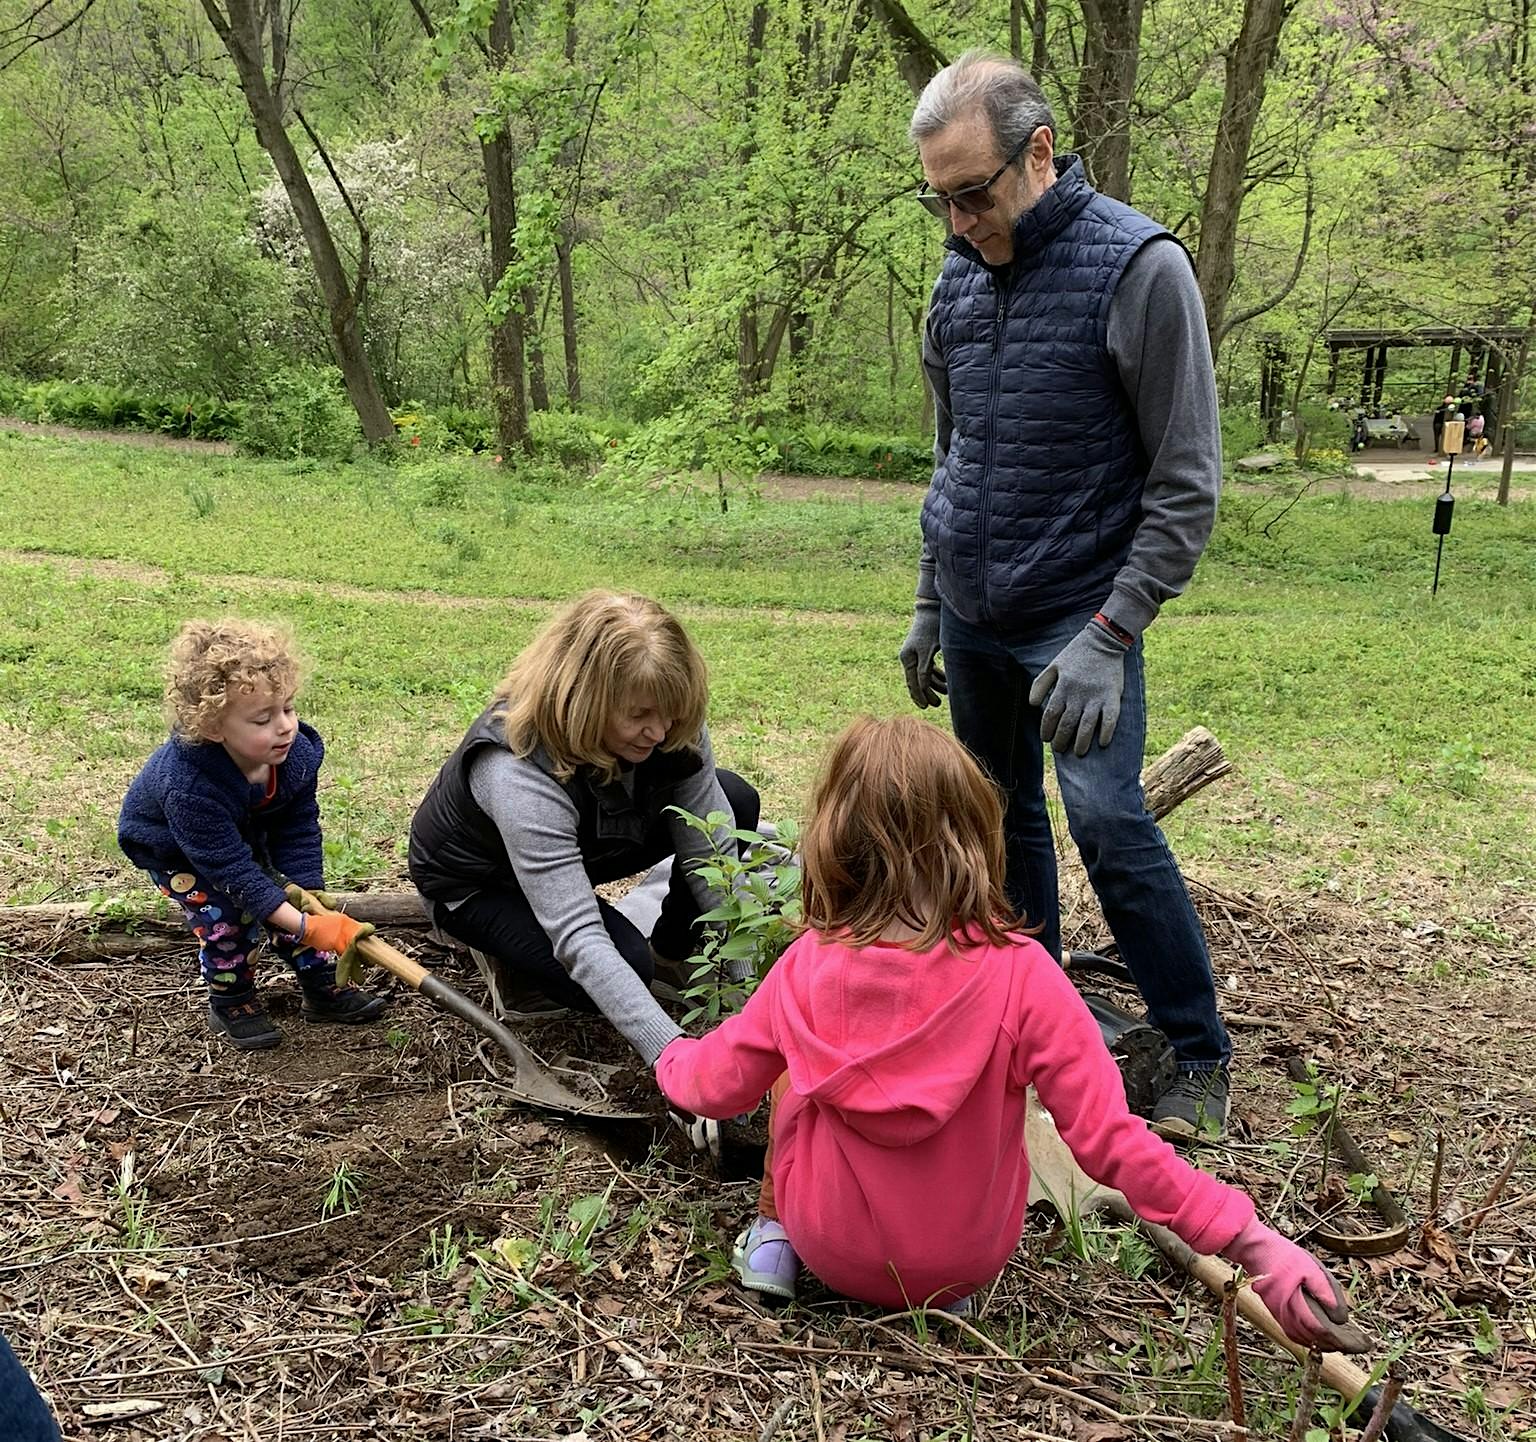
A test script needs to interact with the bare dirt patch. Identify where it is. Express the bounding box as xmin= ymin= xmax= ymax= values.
xmin=0 ymin=417 xmax=234 ymax=456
